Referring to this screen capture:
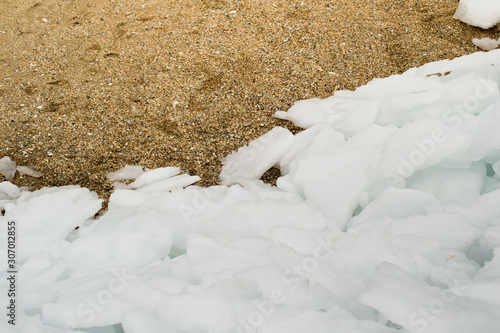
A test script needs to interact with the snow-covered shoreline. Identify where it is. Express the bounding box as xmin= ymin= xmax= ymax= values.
xmin=3 ymin=2 xmax=500 ymax=331
xmin=2 ymin=48 xmax=500 ymax=332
